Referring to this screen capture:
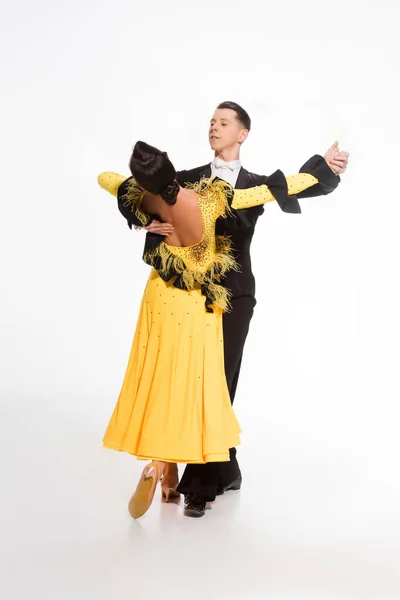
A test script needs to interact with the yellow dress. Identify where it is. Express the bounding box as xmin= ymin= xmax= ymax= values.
xmin=98 ymin=172 xmax=318 ymax=463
